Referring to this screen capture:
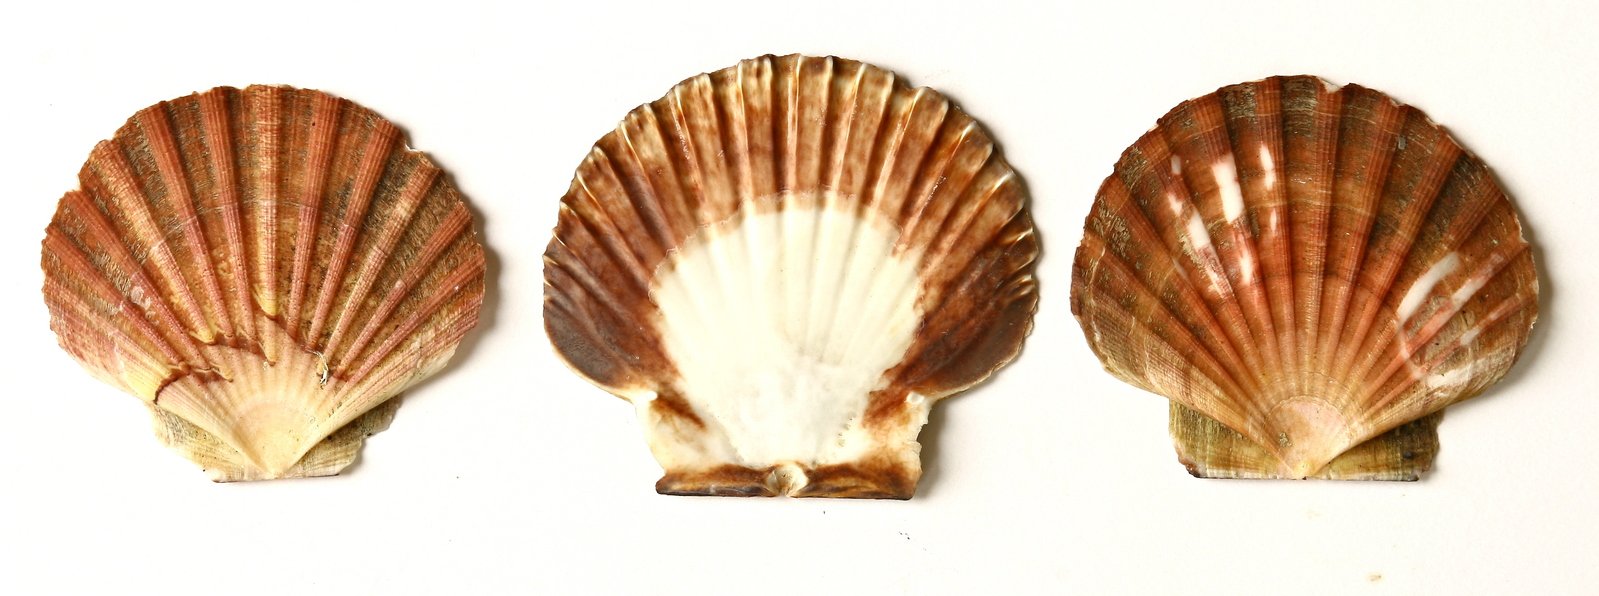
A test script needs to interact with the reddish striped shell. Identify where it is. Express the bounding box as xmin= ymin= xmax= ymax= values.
xmin=41 ymin=85 xmax=485 ymax=481
xmin=1070 ymin=76 xmax=1538 ymax=479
